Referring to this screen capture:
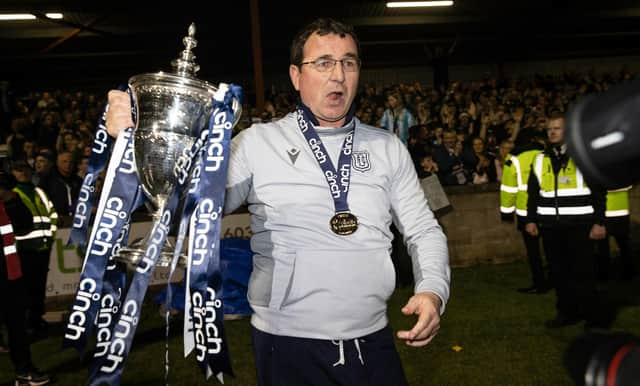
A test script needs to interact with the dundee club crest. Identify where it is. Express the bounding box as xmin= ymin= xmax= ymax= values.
xmin=352 ymin=151 xmax=371 ymax=172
